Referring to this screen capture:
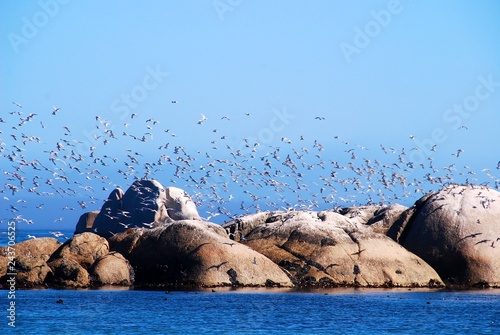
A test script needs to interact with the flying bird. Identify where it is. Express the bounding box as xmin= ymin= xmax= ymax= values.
xmin=197 ymin=114 xmax=208 ymax=125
